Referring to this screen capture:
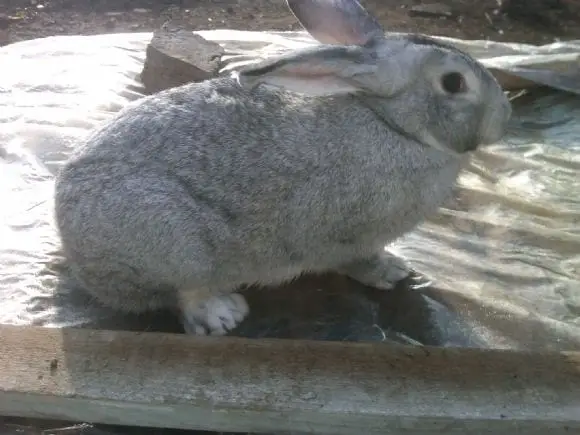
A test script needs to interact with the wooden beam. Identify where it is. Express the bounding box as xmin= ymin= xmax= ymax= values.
xmin=0 ymin=324 xmax=579 ymax=434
